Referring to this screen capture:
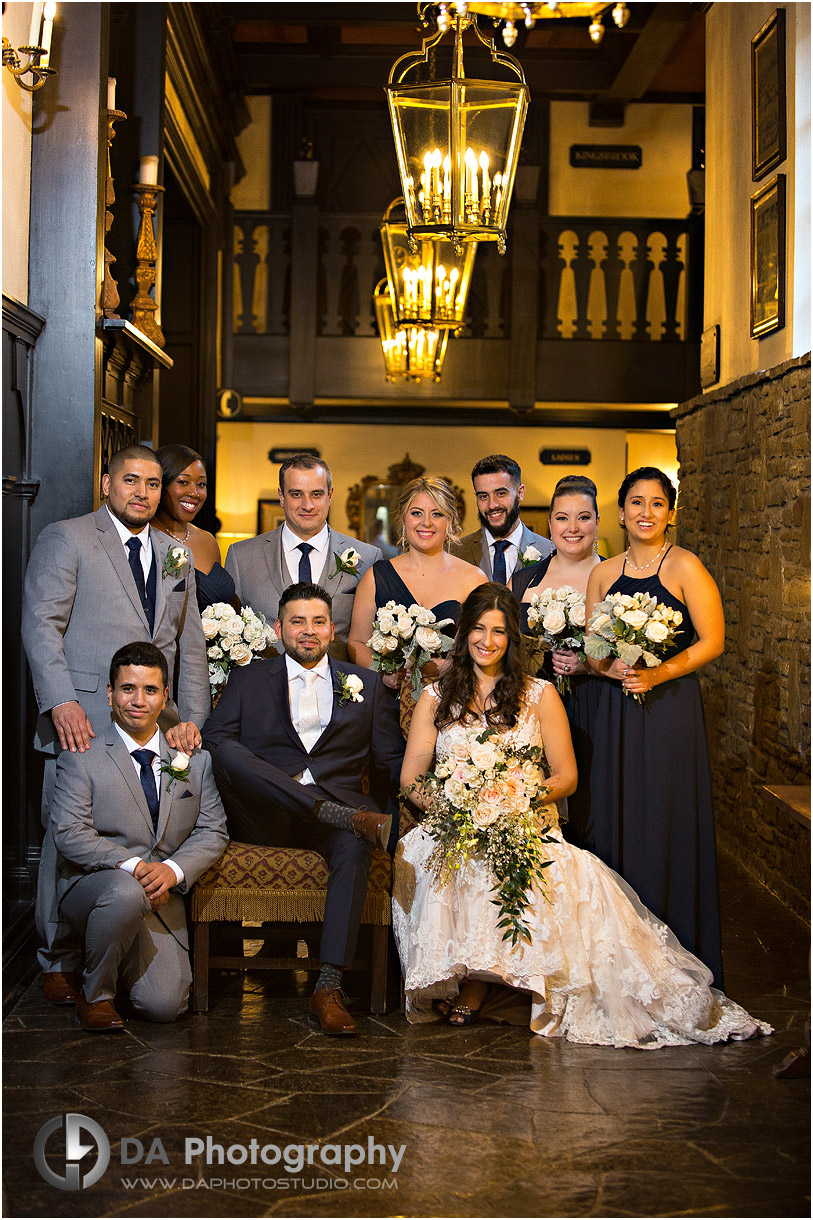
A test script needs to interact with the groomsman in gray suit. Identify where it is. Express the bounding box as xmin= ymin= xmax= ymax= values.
xmin=224 ymin=454 xmax=380 ymax=660
xmin=22 ymin=444 xmax=210 ymax=1005
xmin=455 ymin=454 xmax=552 ymax=583
xmin=52 ymin=642 xmax=227 ymax=1030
